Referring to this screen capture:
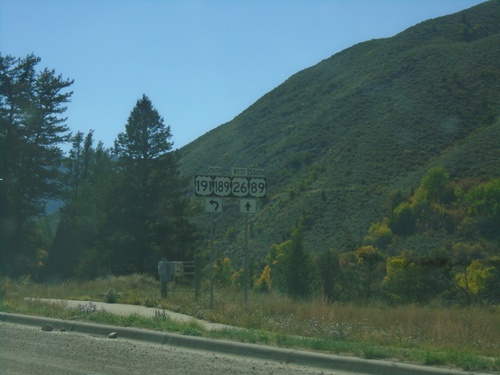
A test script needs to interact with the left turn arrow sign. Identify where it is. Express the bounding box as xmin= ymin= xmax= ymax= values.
xmin=205 ymin=197 xmax=222 ymax=213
